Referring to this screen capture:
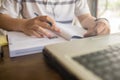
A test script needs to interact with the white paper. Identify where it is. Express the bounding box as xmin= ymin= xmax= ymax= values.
xmin=8 ymin=23 xmax=86 ymax=57
xmin=8 ymin=31 xmax=66 ymax=57
xmin=56 ymin=23 xmax=86 ymax=40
